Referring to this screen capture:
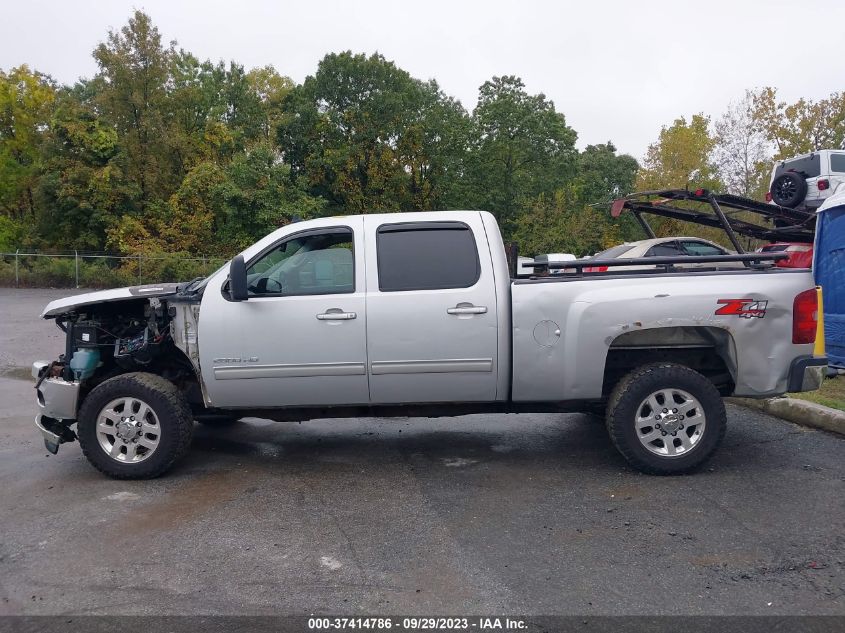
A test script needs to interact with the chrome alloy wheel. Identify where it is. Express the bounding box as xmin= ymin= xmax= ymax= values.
xmin=634 ymin=388 xmax=706 ymax=457
xmin=96 ymin=397 xmax=161 ymax=463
